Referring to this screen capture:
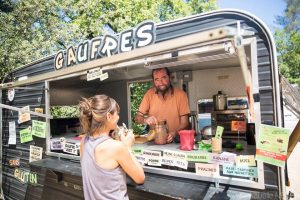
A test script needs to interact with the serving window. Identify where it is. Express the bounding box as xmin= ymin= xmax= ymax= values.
xmin=45 ymin=35 xmax=265 ymax=189
xmin=126 ymin=37 xmax=264 ymax=189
